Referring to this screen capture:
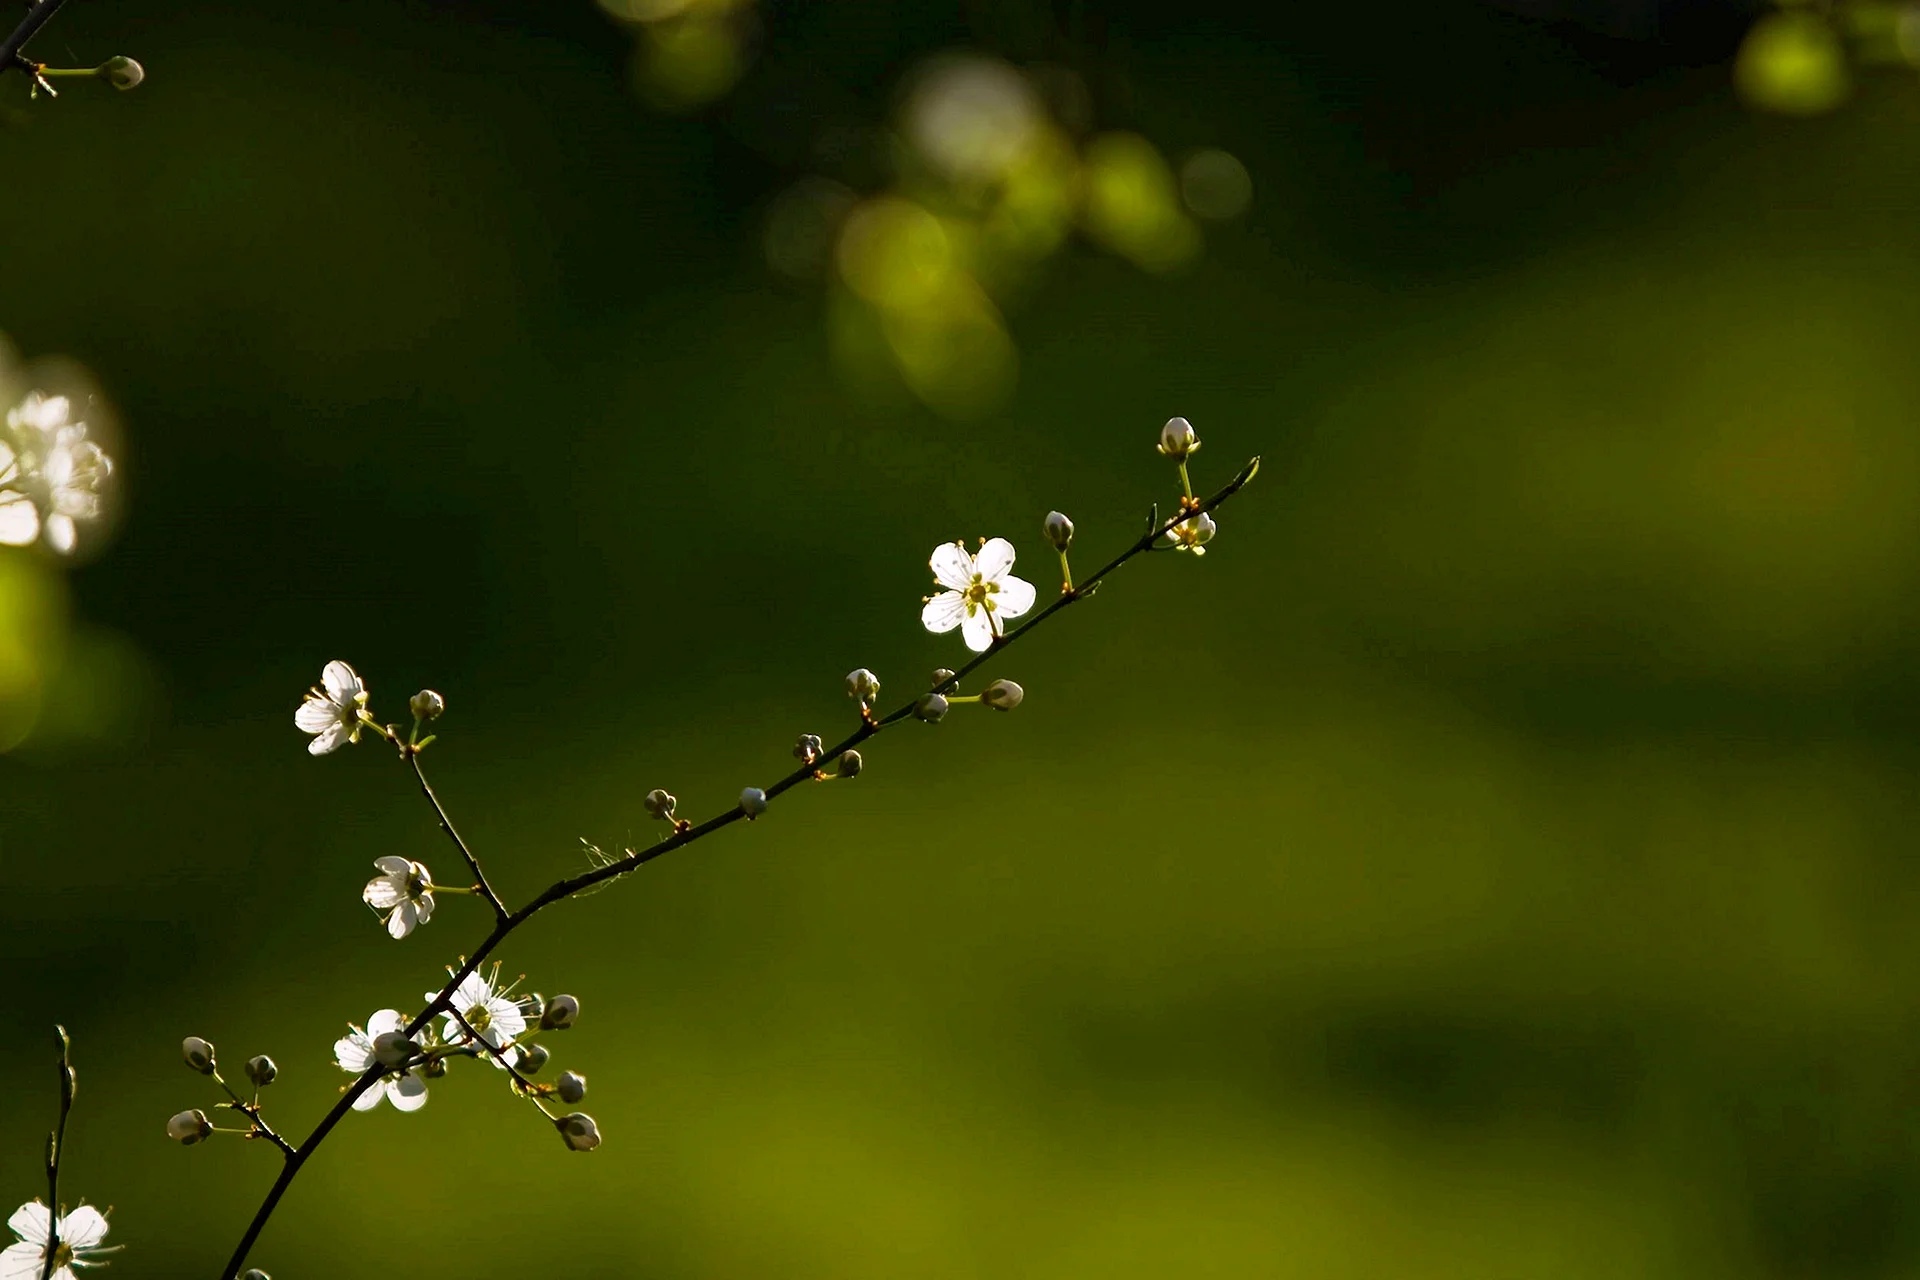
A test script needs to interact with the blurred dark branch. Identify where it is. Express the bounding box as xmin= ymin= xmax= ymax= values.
xmin=0 ymin=0 xmax=69 ymax=78
xmin=42 ymin=1025 xmax=72 ymax=1280
xmin=219 ymin=455 xmax=1262 ymax=1279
